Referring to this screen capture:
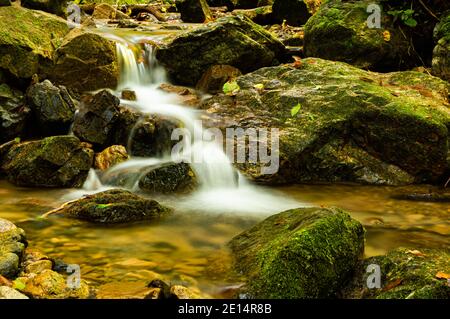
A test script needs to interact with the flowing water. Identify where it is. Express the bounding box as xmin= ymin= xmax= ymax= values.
xmin=0 ymin=26 xmax=448 ymax=298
